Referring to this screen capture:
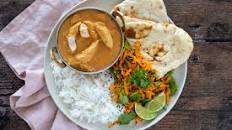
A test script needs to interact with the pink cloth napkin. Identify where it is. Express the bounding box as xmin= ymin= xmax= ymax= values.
xmin=0 ymin=0 xmax=86 ymax=130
